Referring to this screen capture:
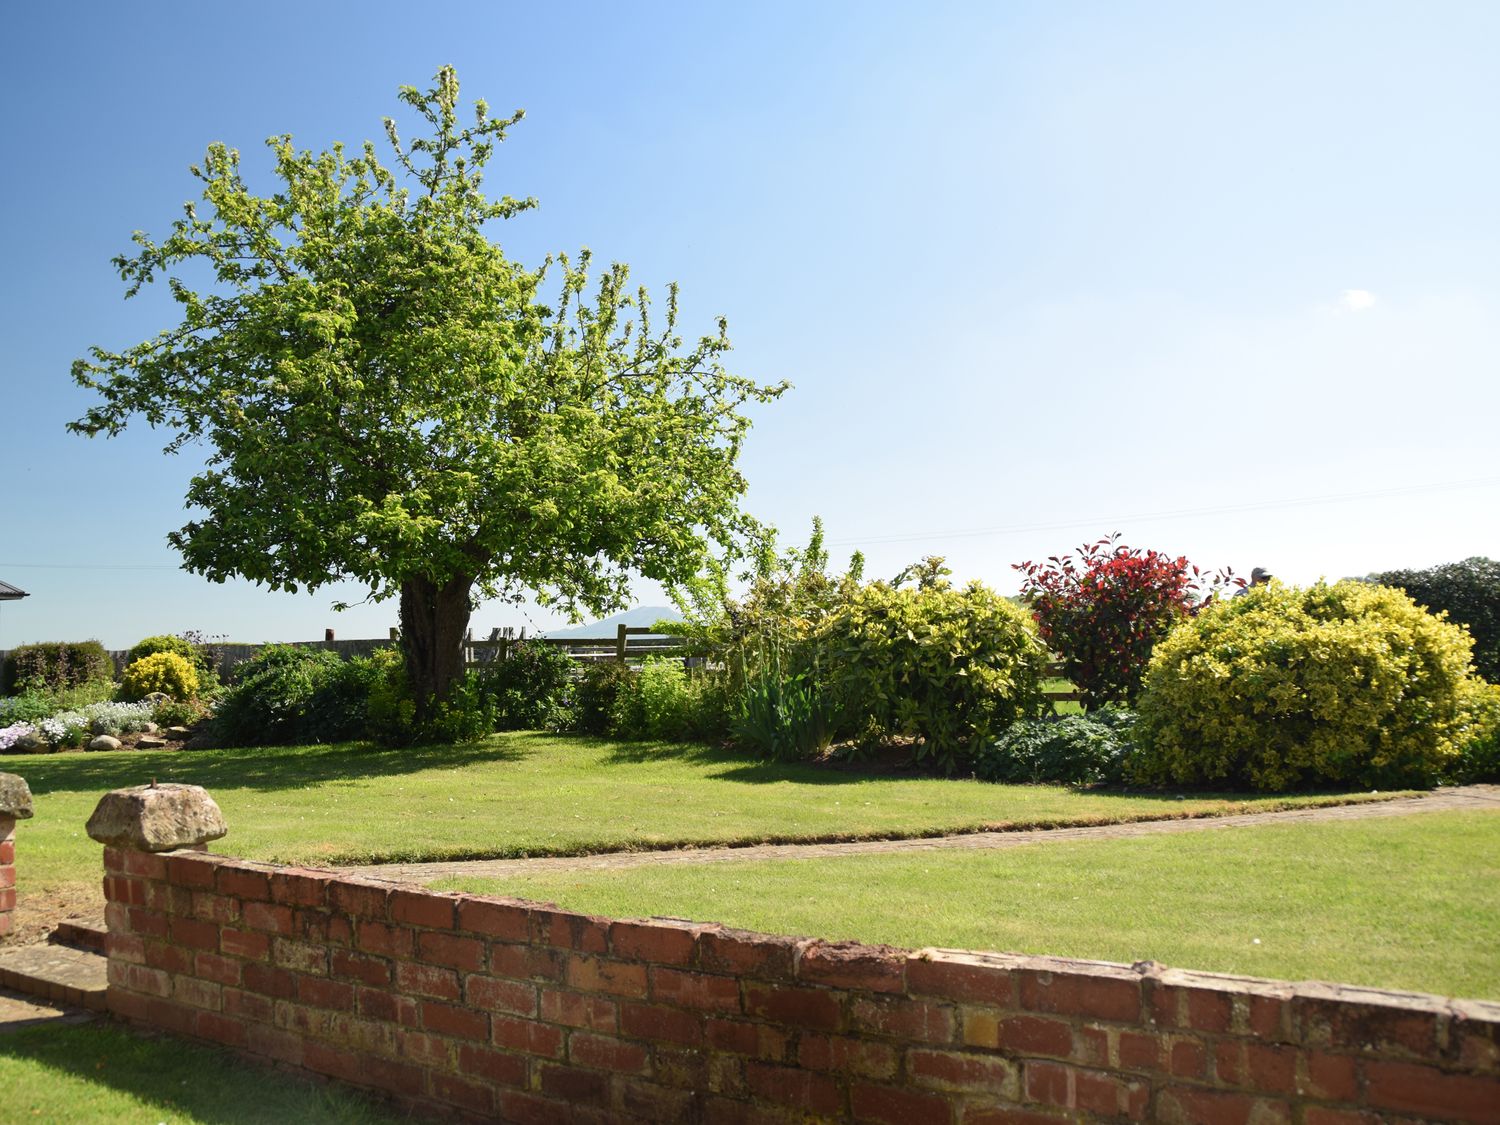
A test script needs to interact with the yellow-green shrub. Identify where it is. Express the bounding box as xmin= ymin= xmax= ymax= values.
xmin=1133 ymin=580 xmax=1483 ymax=790
xmin=121 ymin=652 xmax=199 ymax=703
